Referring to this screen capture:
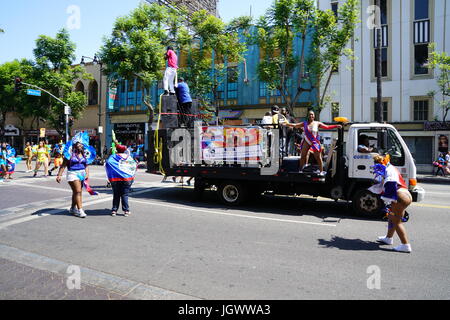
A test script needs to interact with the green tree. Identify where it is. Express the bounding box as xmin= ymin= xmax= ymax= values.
xmin=0 ymin=59 xmax=34 ymax=138
xmin=178 ymin=11 xmax=251 ymax=123
xmin=252 ymin=0 xmax=359 ymax=117
xmin=31 ymin=29 xmax=91 ymax=136
xmin=428 ymin=43 xmax=450 ymax=124
xmin=99 ymin=3 xmax=189 ymax=124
